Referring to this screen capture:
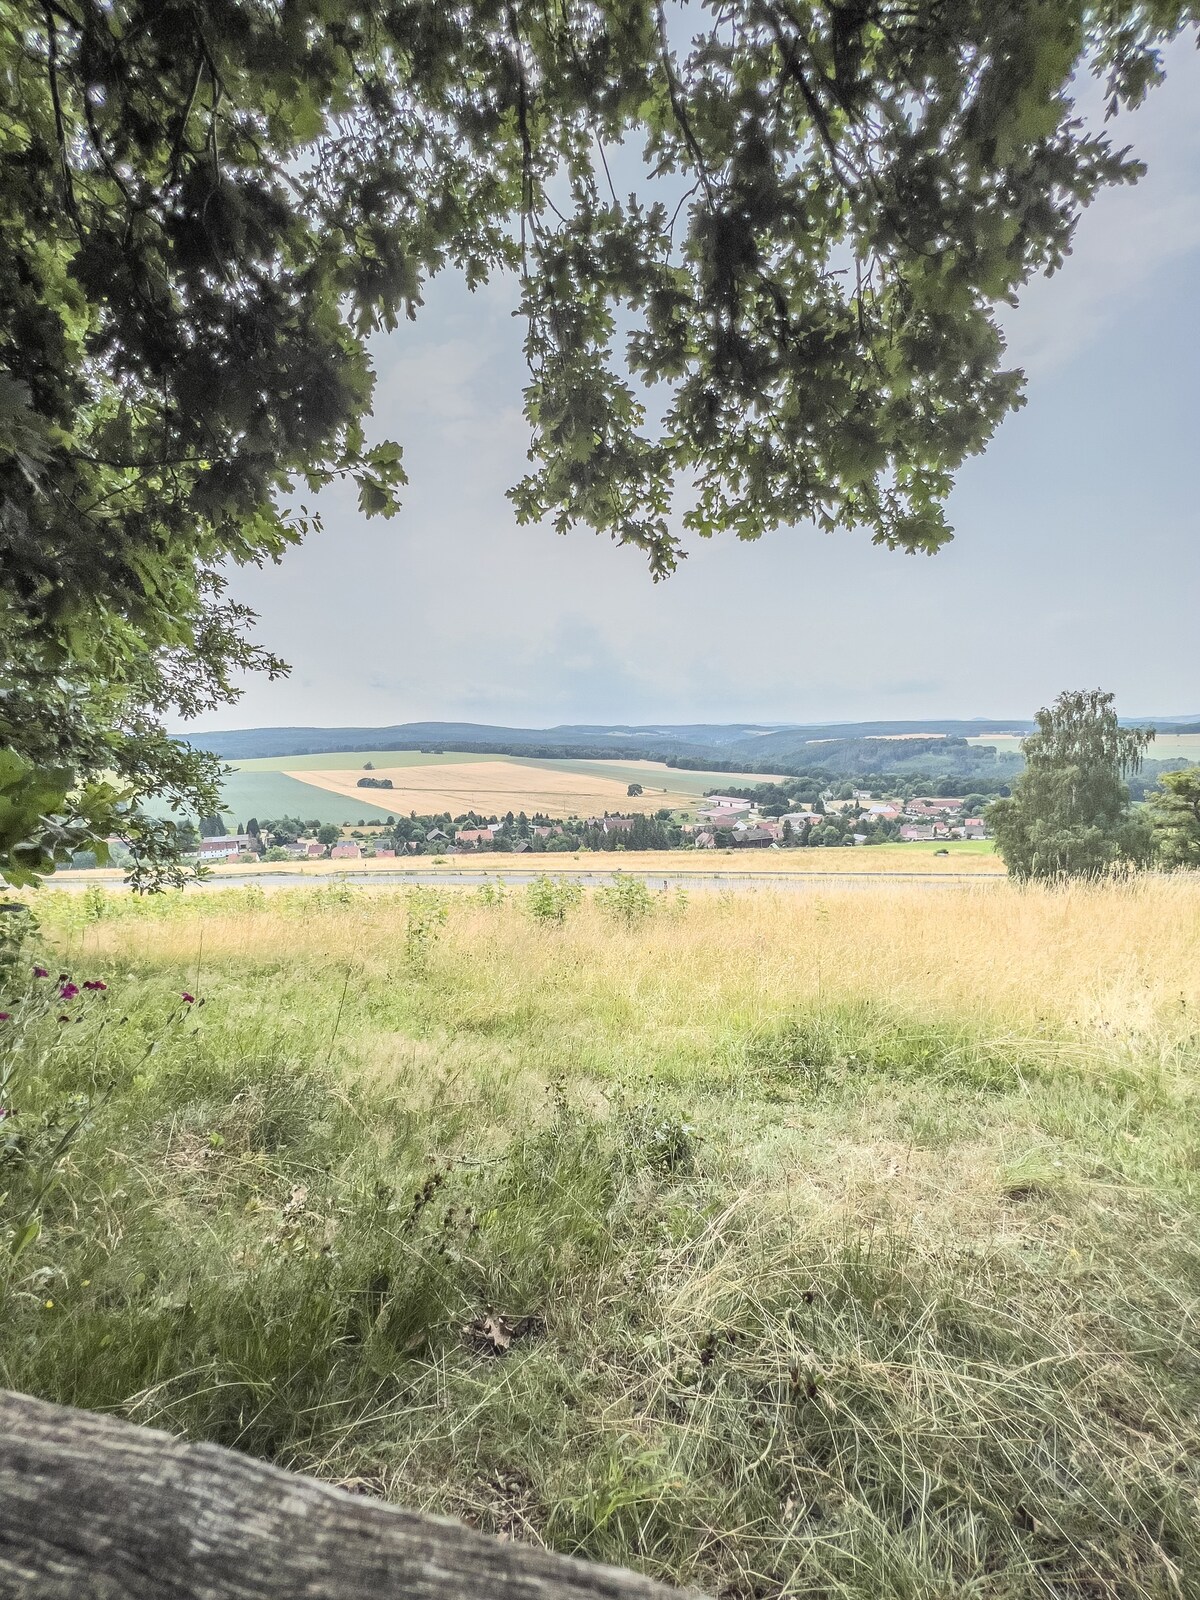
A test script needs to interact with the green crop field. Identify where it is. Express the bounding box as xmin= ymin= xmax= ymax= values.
xmin=234 ymin=750 xmax=486 ymax=772
xmin=139 ymin=768 xmax=400 ymax=827
xmin=214 ymin=768 xmax=399 ymax=826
